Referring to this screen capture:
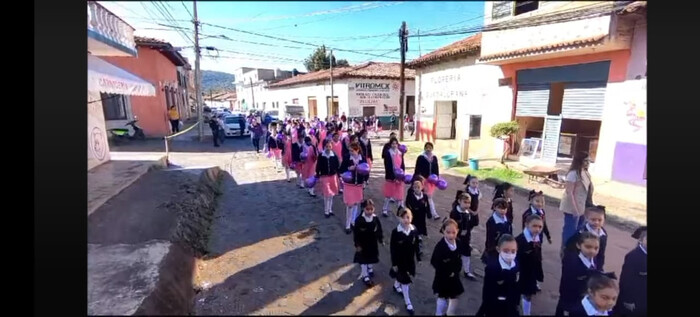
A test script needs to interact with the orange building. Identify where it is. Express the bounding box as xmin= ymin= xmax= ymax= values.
xmin=101 ymin=37 xmax=190 ymax=137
